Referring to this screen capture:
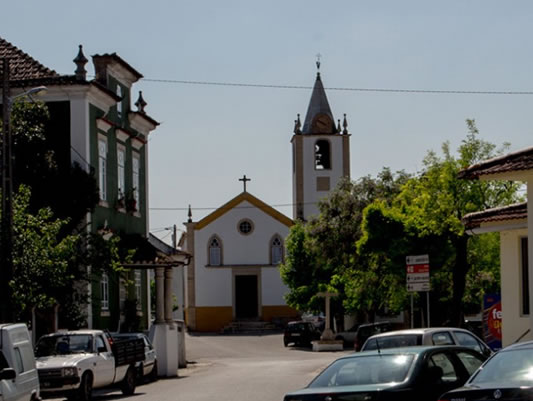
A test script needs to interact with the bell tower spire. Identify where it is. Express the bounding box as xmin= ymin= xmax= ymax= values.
xmin=291 ymin=63 xmax=351 ymax=221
